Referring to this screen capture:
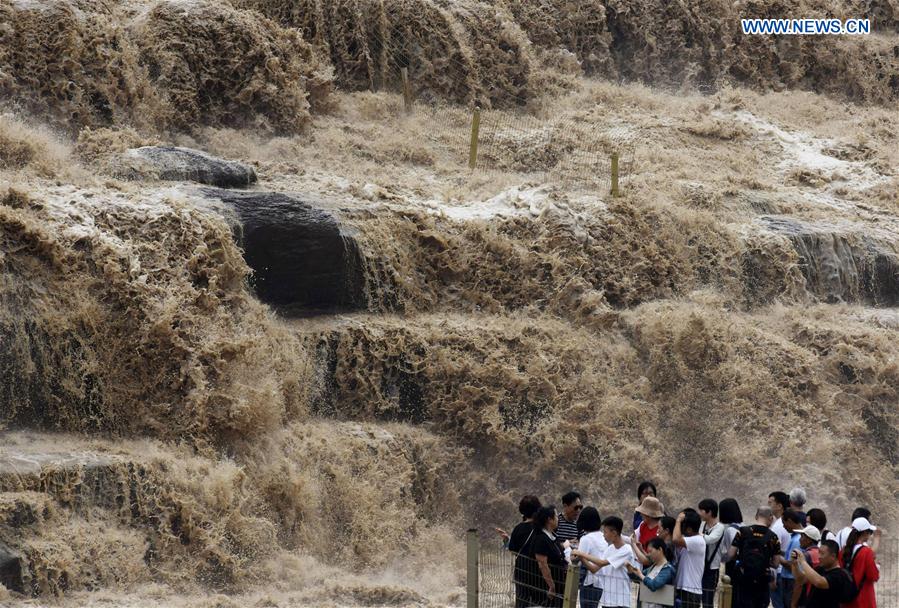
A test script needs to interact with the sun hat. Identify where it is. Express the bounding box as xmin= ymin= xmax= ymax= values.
xmin=636 ymin=496 xmax=665 ymax=519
